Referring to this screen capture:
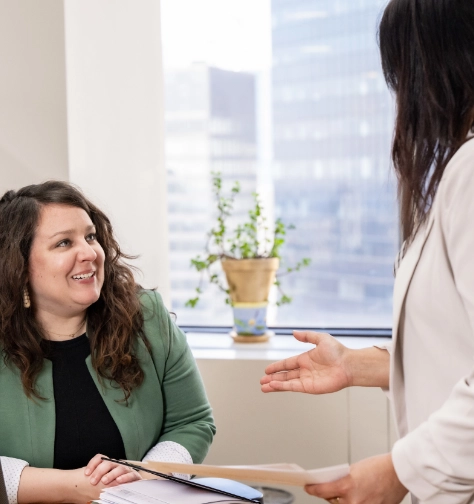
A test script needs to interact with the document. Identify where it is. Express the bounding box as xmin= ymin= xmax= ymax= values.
xmin=130 ymin=461 xmax=350 ymax=487
xmin=100 ymin=478 xmax=250 ymax=504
